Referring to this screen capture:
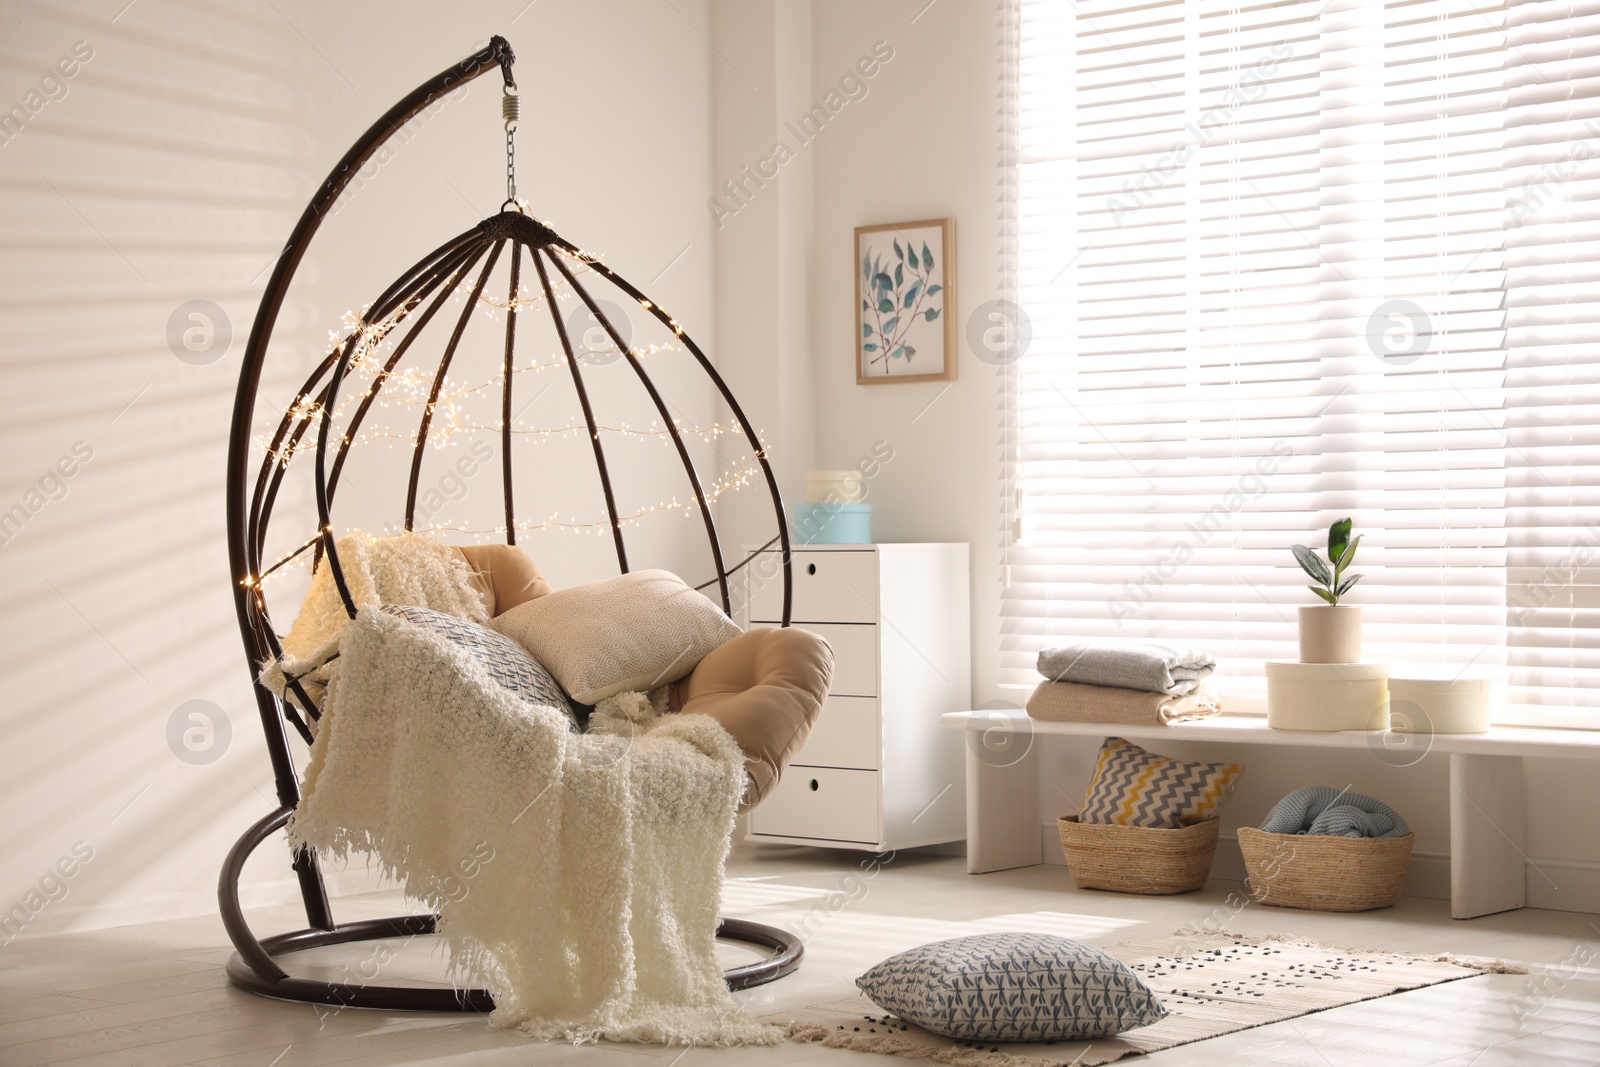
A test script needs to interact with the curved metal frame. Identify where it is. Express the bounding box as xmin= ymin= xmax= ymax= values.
xmin=221 ymin=36 xmax=799 ymax=1013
